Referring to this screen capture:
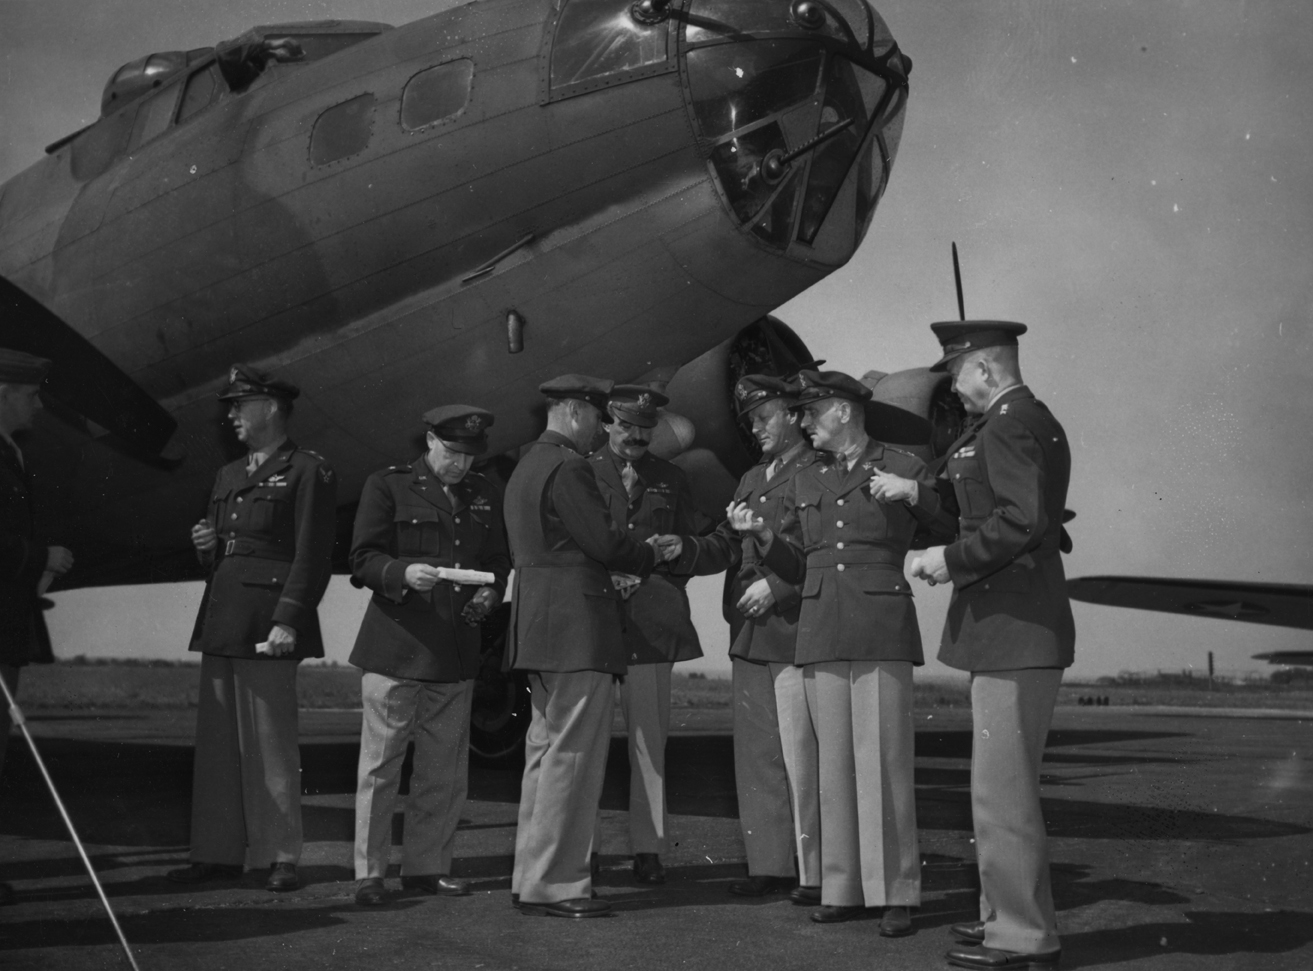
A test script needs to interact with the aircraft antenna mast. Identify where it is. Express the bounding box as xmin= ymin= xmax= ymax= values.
xmin=952 ymin=241 xmax=965 ymax=321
